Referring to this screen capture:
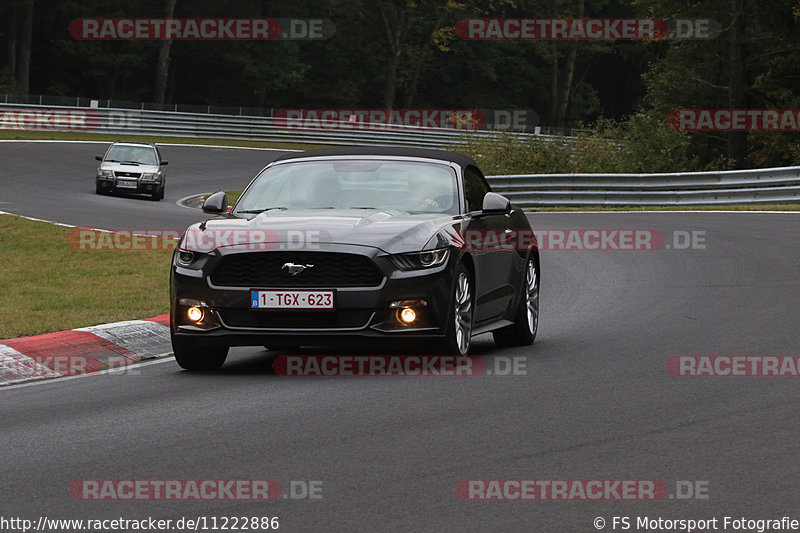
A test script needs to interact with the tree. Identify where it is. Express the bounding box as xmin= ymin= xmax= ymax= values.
xmin=153 ymin=0 xmax=178 ymax=105
xmin=375 ymin=0 xmax=460 ymax=109
xmin=5 ymin=0 xmax=17 ymax=83
xmin=9 ymin=0 xmax=34 ymax=95
xmin=634 ymin=0 xmax=800 ymax=168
